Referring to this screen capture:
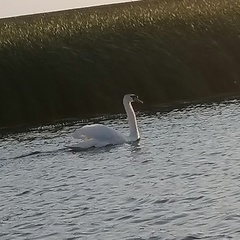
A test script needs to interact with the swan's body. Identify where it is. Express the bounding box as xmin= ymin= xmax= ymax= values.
xmin=70 ymin=94 xmax=142 ymax=150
